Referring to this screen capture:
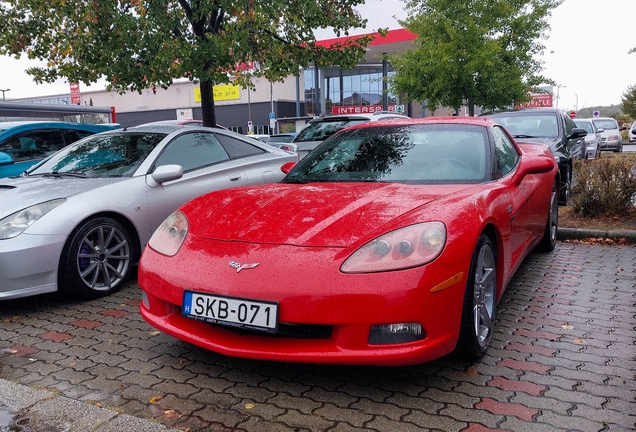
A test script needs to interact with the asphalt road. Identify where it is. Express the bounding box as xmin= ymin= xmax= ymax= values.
xmin=0 ymin=240 xmax=634 ymax=432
